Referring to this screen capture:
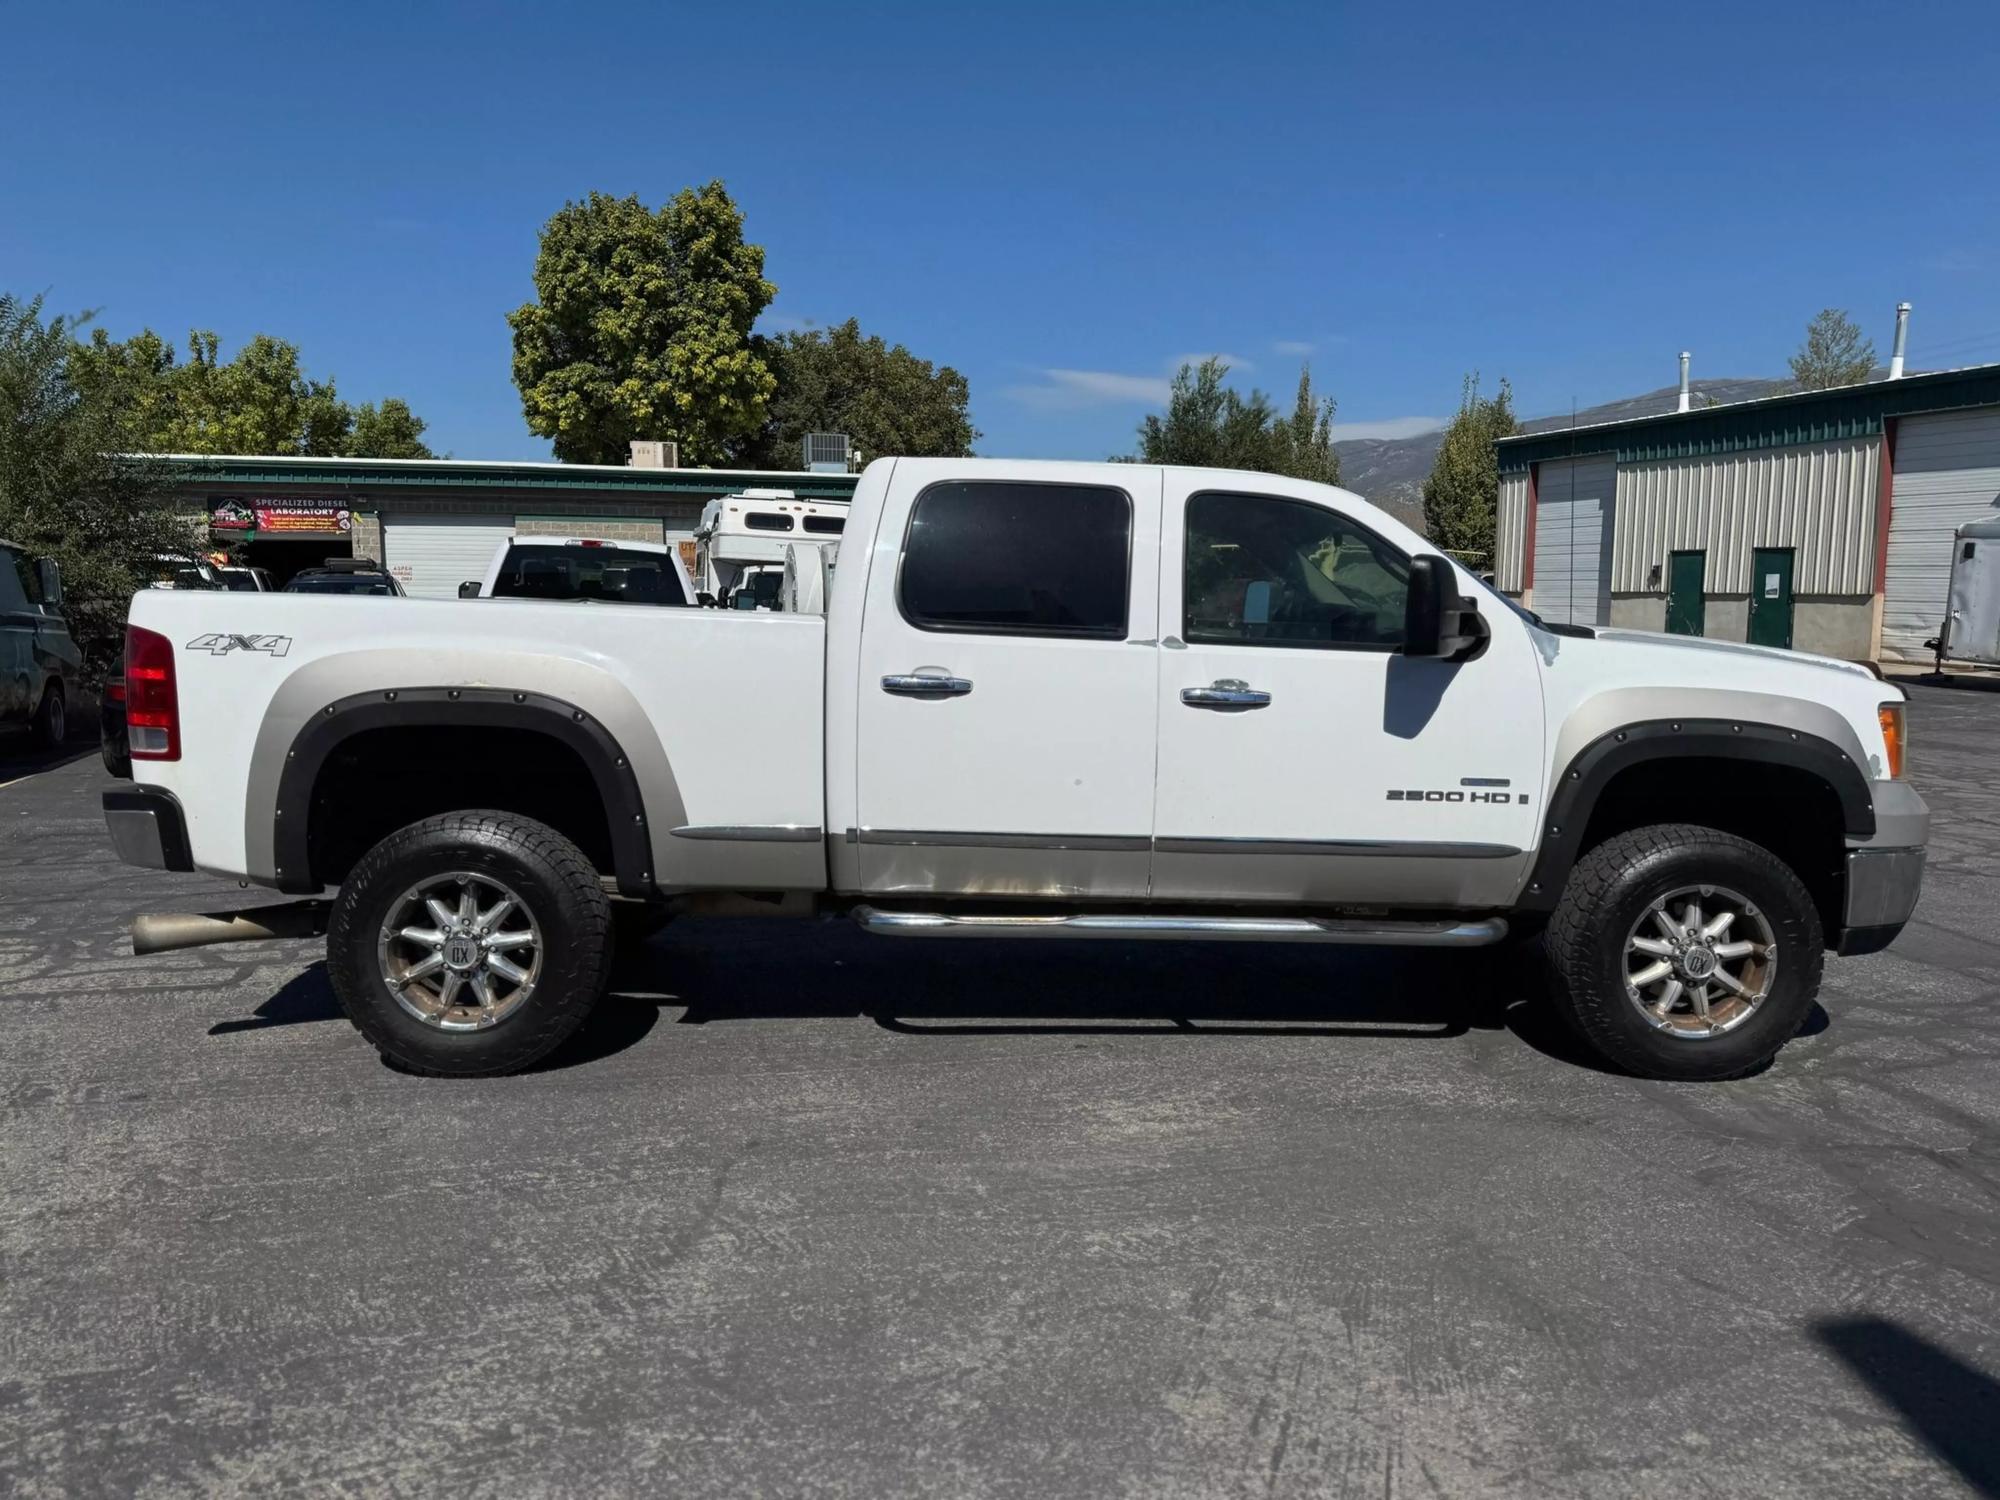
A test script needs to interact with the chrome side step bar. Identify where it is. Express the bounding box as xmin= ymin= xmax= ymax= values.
xmin=851 ymin=906 xmax=1508 ymax=947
